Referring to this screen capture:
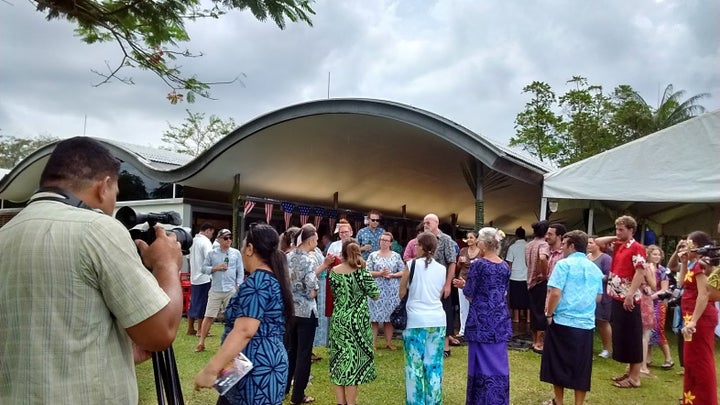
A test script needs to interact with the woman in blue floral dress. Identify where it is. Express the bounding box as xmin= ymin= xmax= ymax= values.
xmin=367 ymin=231 xmax=405 ymax=350
xmin=195 ymin=224 xmax=295 ymax=405
xmin=459 ymin=227 xmax=512 ymax=405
